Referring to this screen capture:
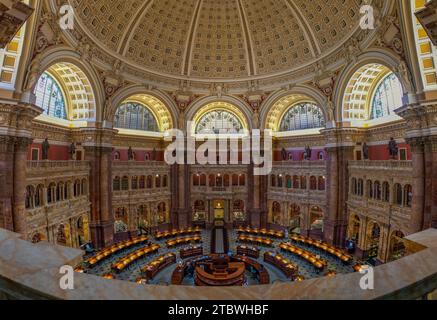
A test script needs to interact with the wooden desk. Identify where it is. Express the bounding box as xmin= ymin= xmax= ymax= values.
xmin=263 ymin=252 xmax=299 ymax=279
xmin=290 ymin=234 xmax=353 ymax=263
xmin=232 ymin=255 xmax=270 ymax=284
xmin=237 ymin=227 xmax=285 ymax=239
xmin=111 ymin=243 xmax=160 ymax=273
xmin=236 ymin=245 xmax=260 ymax=259
xmin=166 ymin=235 xmax=202 ymax=248
xmin=279 ymin=243 xmax=327 ymax=270
xmin=195 ymin=261 xmax=246 ymax=286
xmin=85 ymin=235 xmax=149 ymax=267
xmin=141 ymin=253 xmax=176 ymax=280
xmin=155 ymin=227 xmax=202 ymax=240
xmin=180 ymin=245 xmax=203 ymax=259
xmin=237 ymin=235 xmax=274 ymax=247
